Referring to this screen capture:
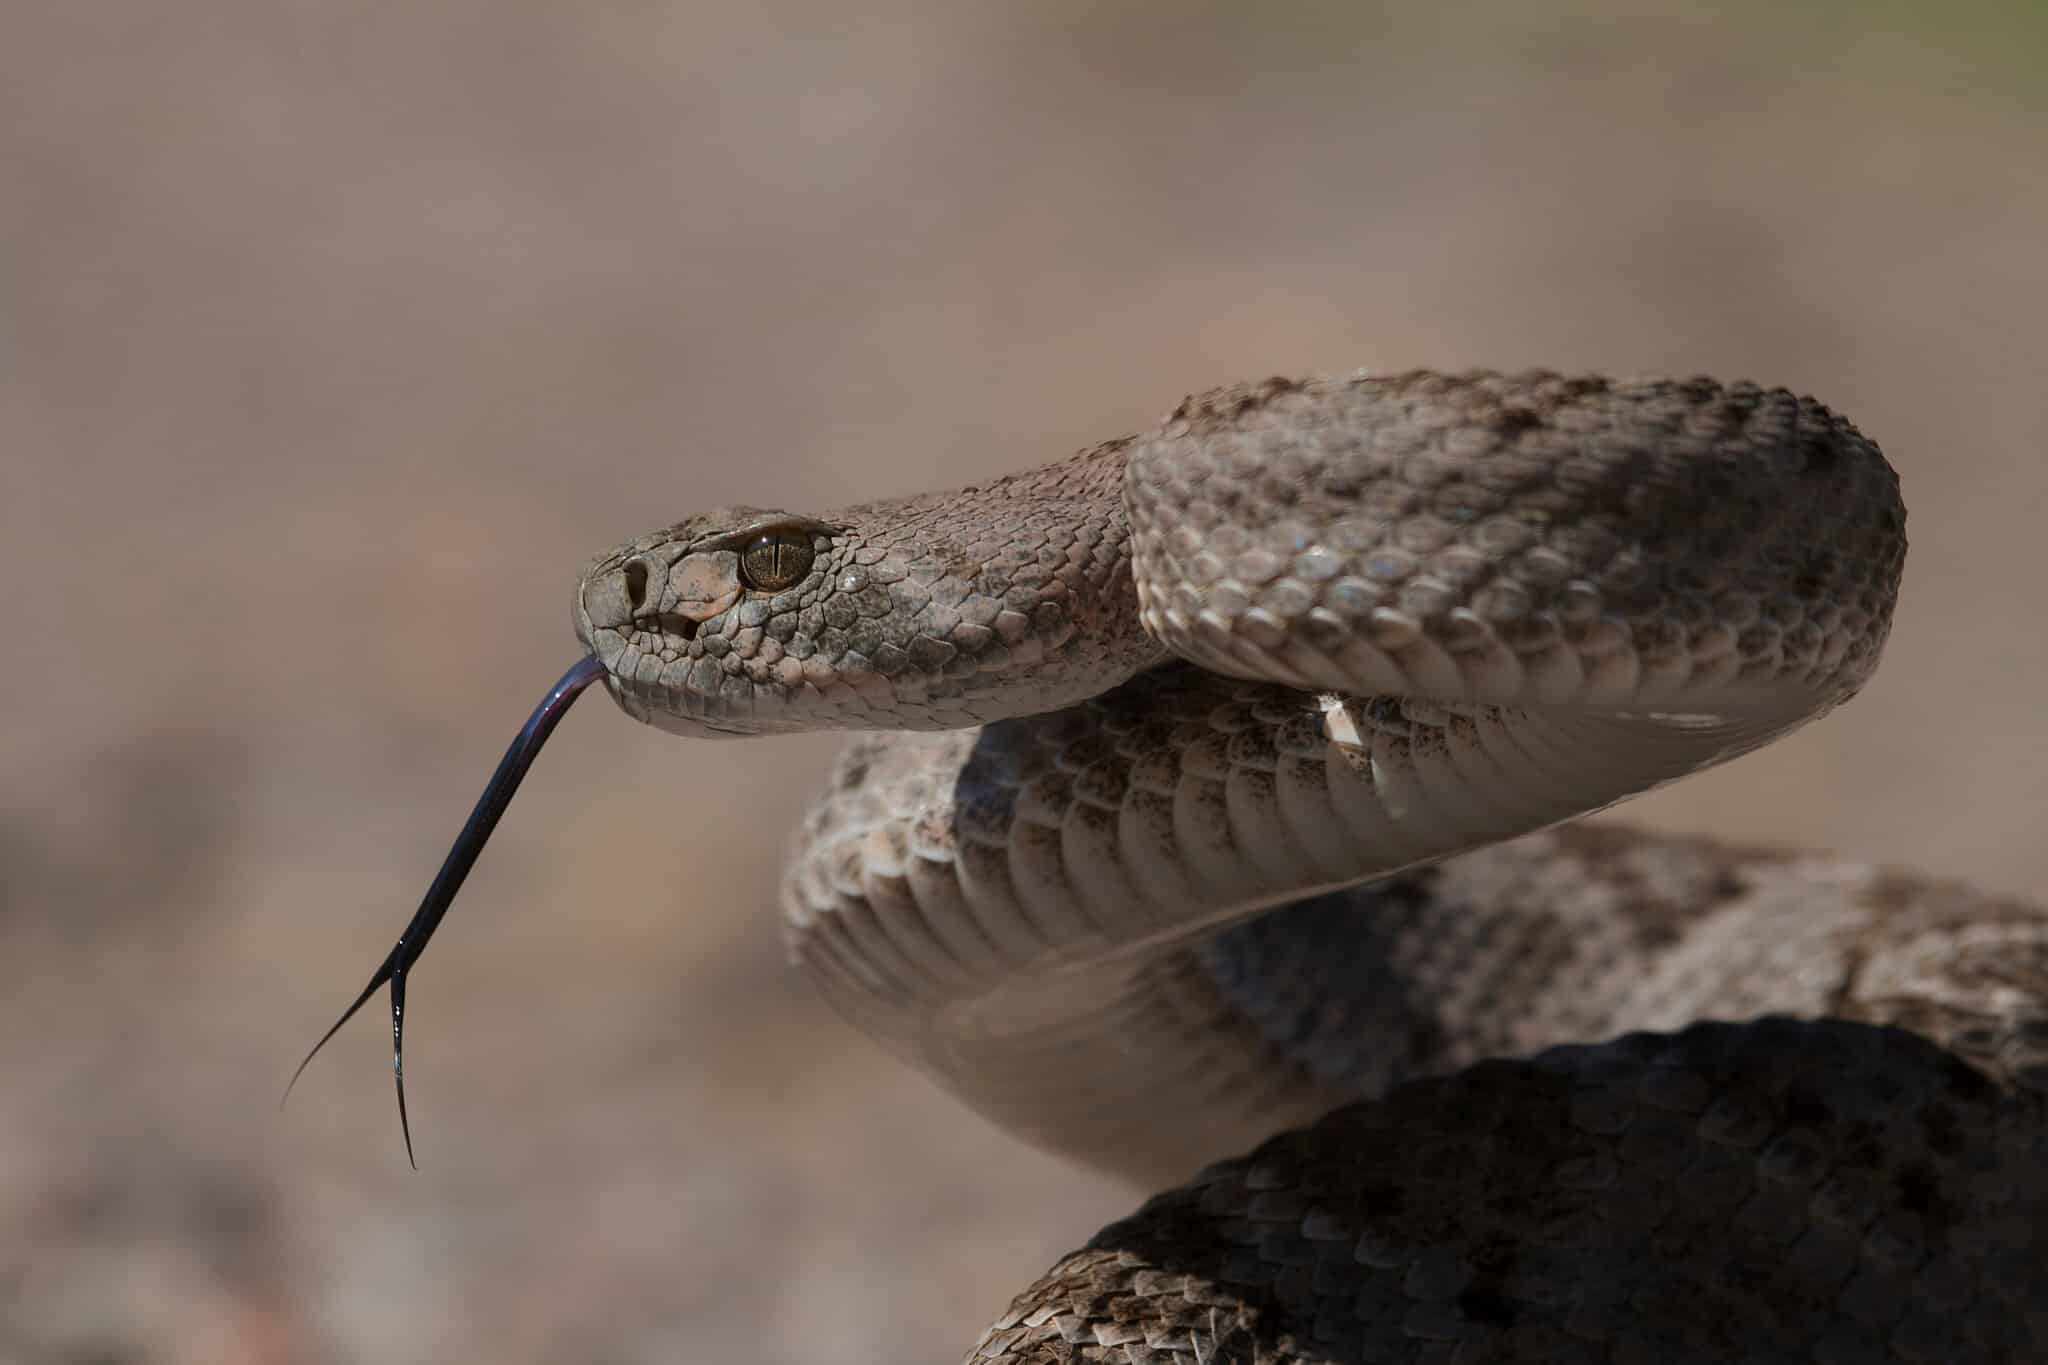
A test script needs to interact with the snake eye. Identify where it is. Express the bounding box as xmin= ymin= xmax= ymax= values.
xmin=739 ymin=529 xmax=815 ymax=592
